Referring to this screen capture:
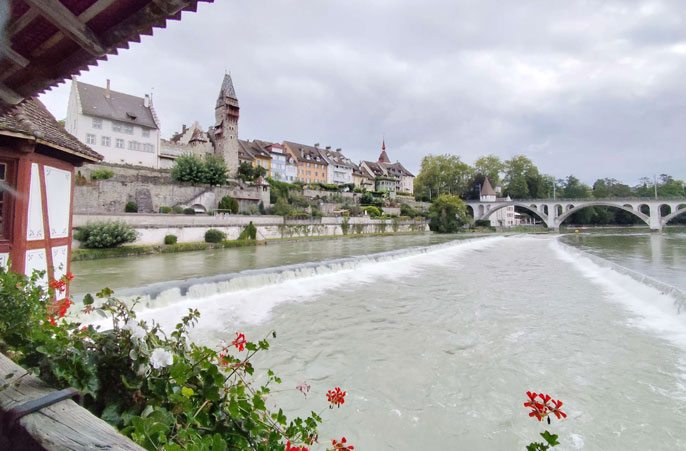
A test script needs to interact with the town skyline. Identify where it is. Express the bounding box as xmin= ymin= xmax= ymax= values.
xmin=38 ymin=0 xmax=686 ymax=185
